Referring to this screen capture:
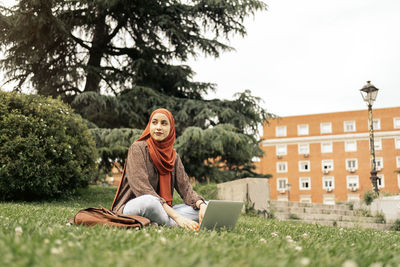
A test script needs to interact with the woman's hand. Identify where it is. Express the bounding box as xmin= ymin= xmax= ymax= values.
xmin=174 ymin=216 xmax=199 ymax=231
xmin=198 ymin=203 xmax=207 ymax=224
